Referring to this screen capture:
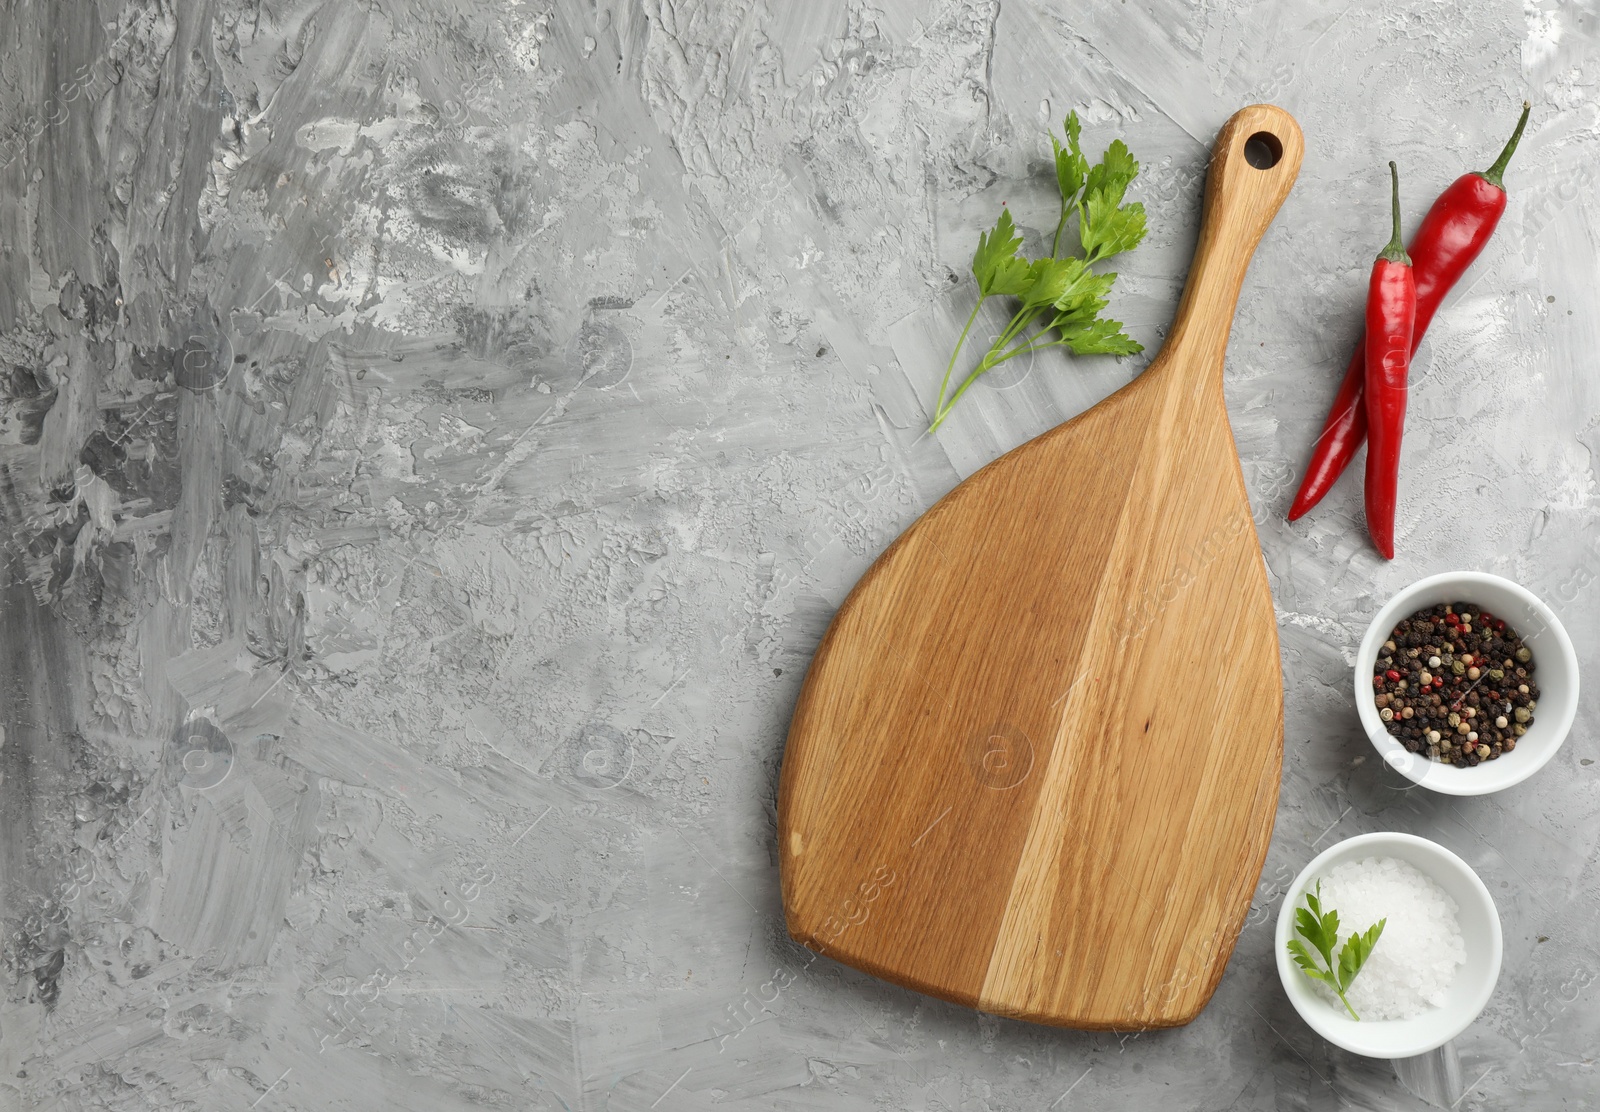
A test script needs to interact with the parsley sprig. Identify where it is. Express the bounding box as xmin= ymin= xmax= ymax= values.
xmin=930 ymin=111 xmax=1148 ymax=432
xmin=1285 ymin=881 xmax=1387 ymax=1021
